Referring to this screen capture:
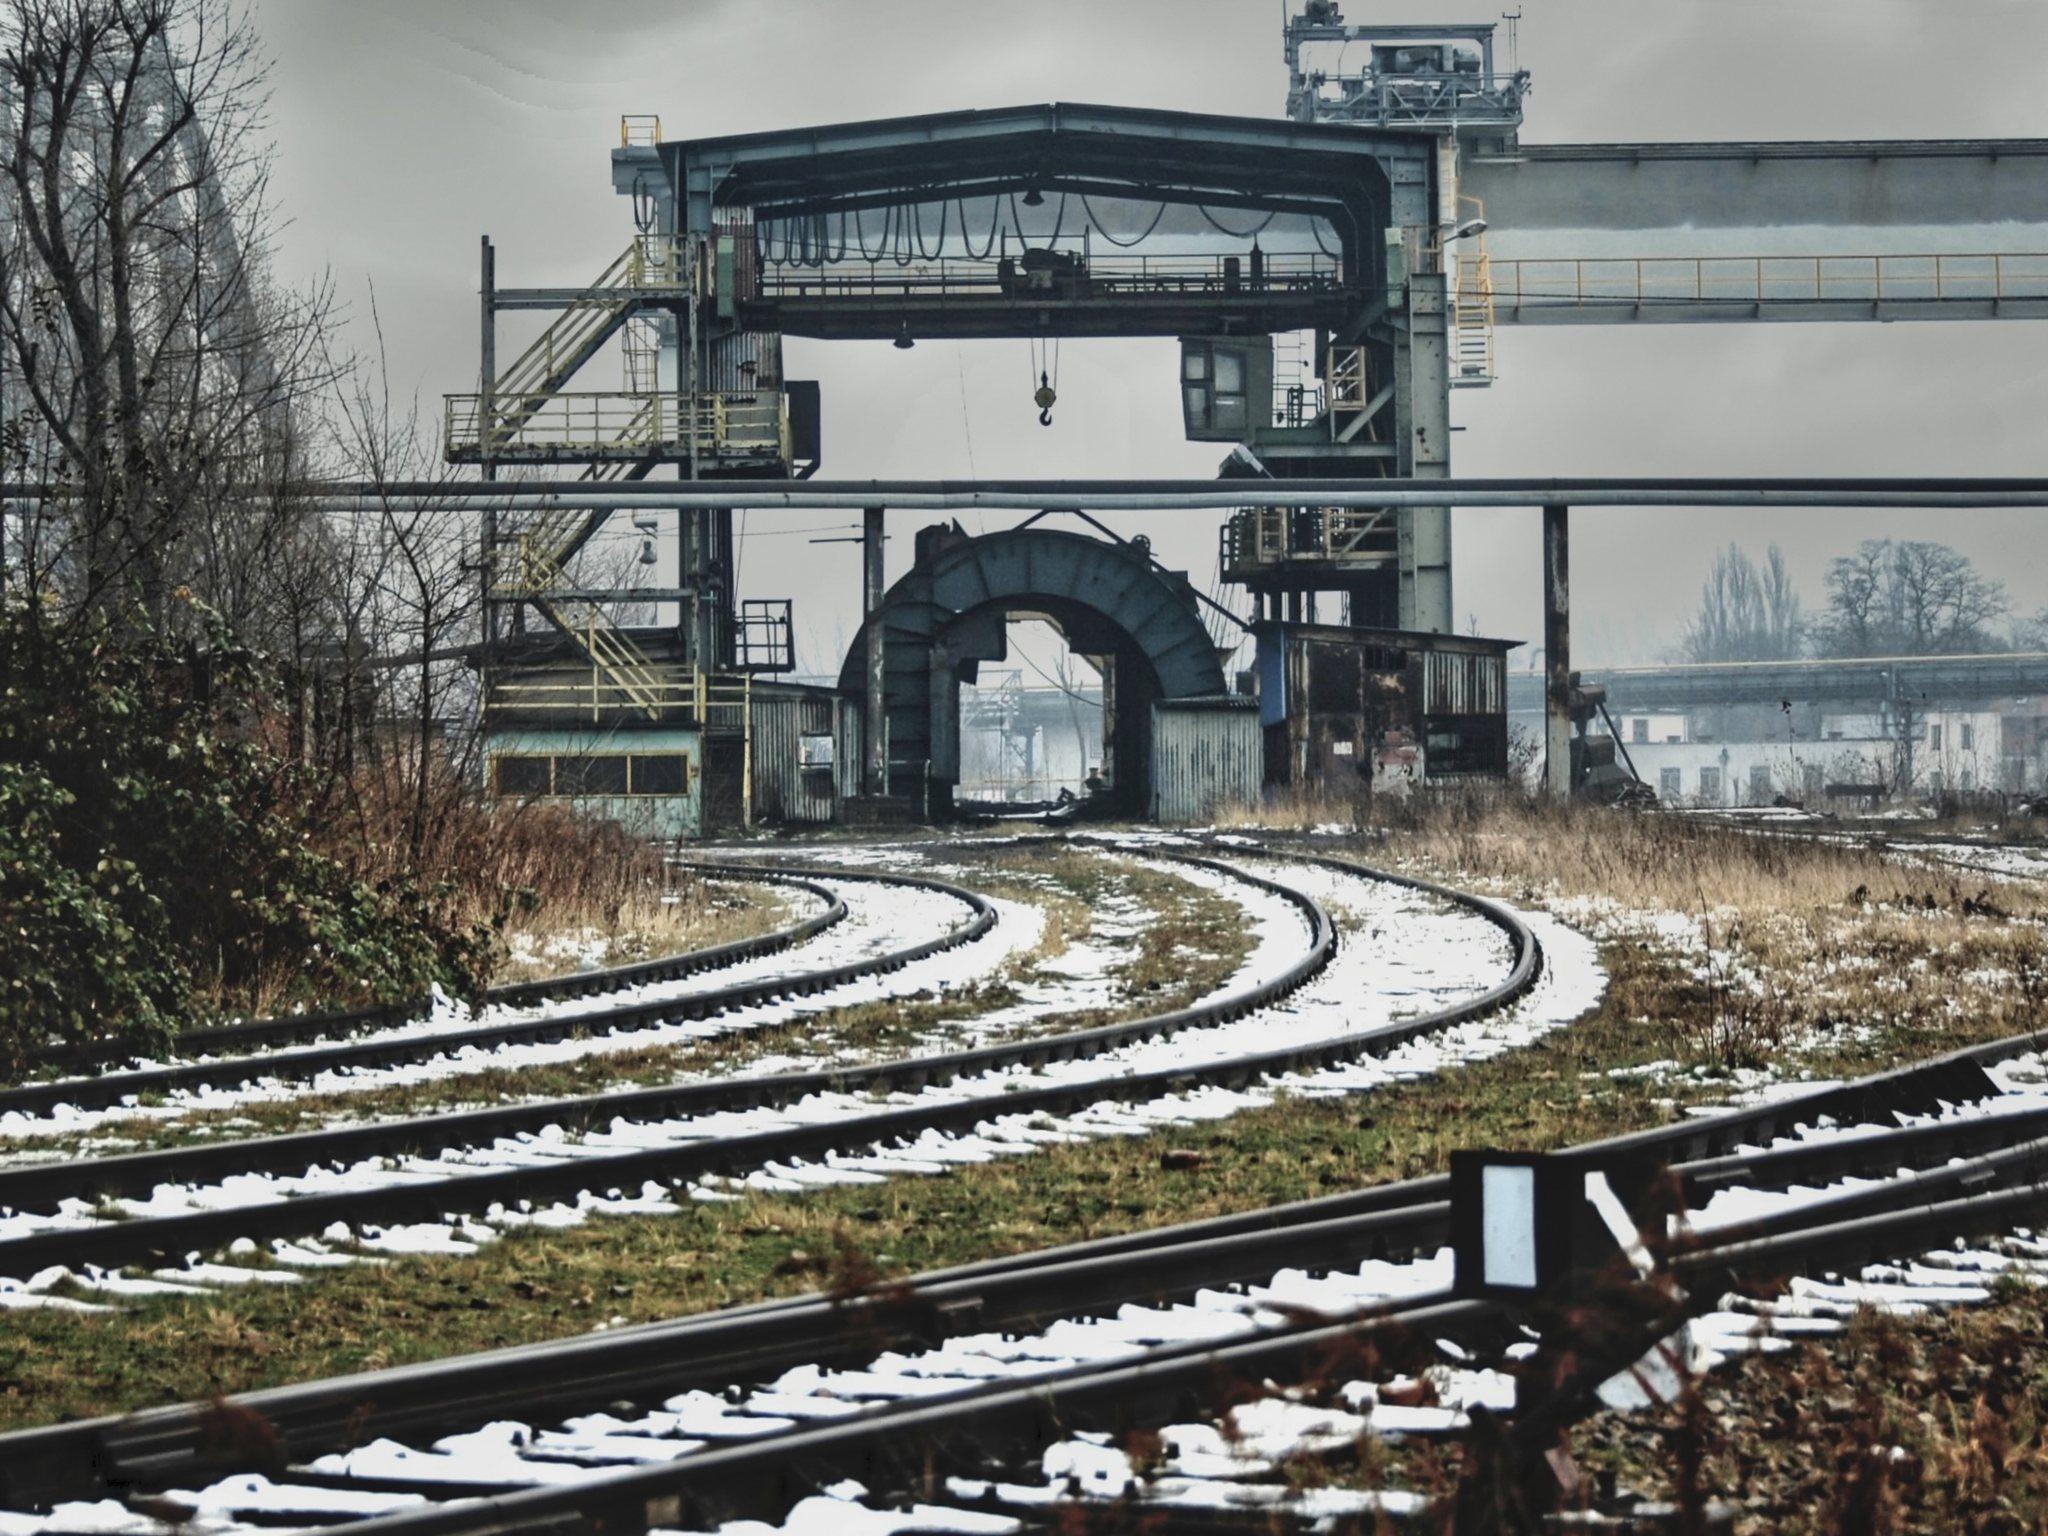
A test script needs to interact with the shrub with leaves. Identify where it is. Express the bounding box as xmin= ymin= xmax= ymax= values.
xmin=0 ymin=600 xmax=493 ymax=1076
